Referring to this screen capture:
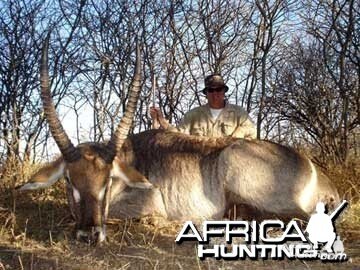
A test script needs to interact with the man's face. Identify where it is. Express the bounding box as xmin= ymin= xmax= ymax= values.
xmin=206 ymin=88 xmax=225 ymax=109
